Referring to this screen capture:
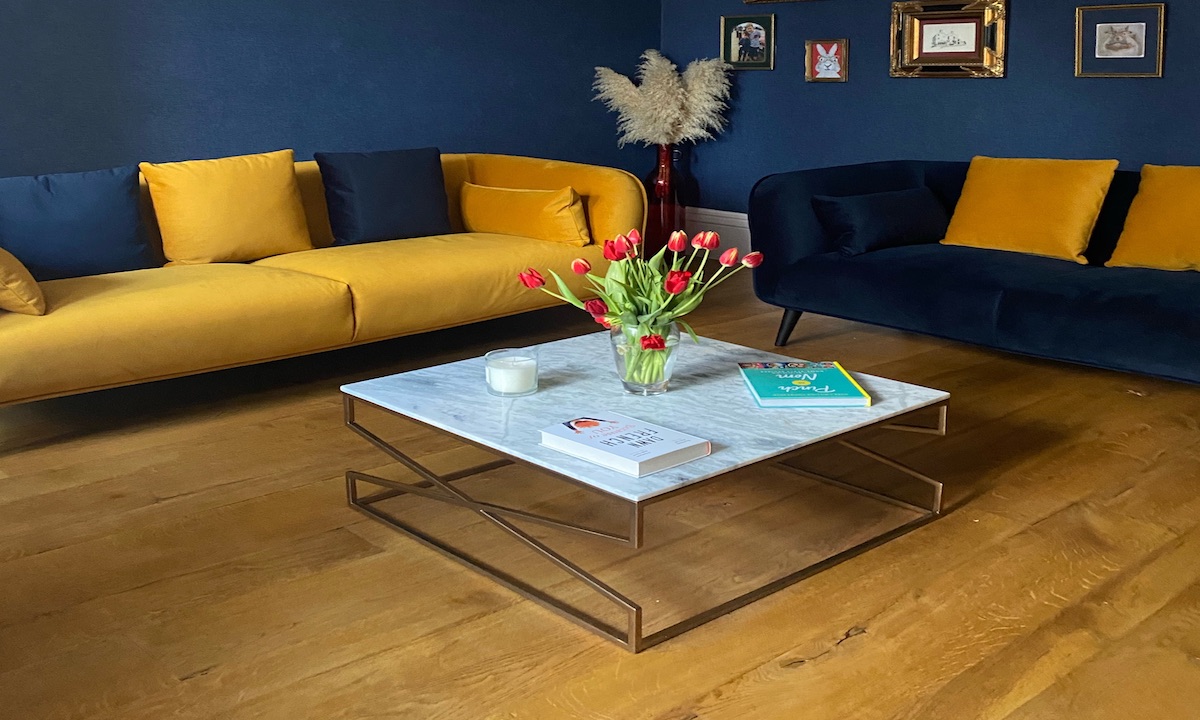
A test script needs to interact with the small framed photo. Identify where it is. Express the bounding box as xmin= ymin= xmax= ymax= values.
xmin=721 ymin=14 xmax=776 ymax=70
xmin=890 ymin=1 xmax=1007 ymax=78
xmin=1076 ymin=3 xmax=1165 ymax=78
xmin=805 ymin=40 xmax=848 ymax=82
